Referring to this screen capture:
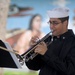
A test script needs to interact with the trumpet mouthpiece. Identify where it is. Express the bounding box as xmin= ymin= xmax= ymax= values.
xmin=51 ymin=30 xmax=53 ymax=32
